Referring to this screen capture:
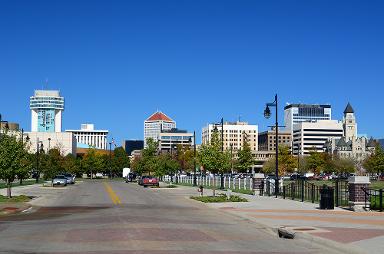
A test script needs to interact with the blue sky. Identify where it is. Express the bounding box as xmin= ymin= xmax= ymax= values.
xmin=1 ymin=0 xmax=383 ymax=145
